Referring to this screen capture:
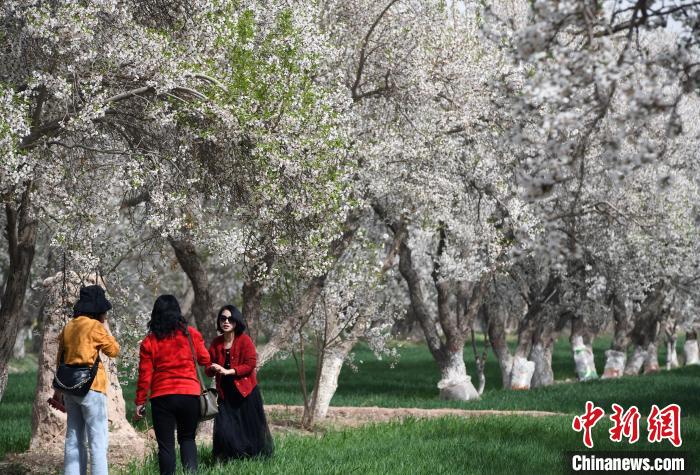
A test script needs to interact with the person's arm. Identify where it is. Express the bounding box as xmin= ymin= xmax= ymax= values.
xmin=192 ymin=328 xmax=212 ymax=367
xmin=205 ymin=343 xmax=218 ymax=377
xmin=135 ymin=337 xmax=153 ymax=406
xmin=231 ymin=335 xmax=257 ymax=377
xmin=94 ymin=322 xmax=120 ymax=358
